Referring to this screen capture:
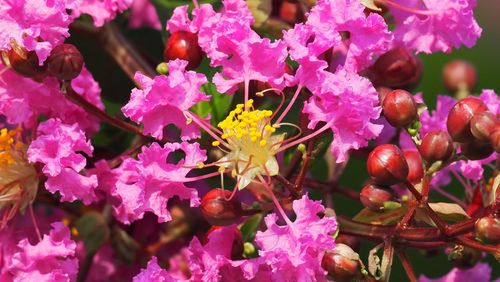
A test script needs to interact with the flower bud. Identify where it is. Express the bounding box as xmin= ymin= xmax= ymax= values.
xmin=459 ymin=141 xmax=494 ymax=160
xmin=367 ymin=144 xmax=409 ymax=186
xmin=470 ymin=111 xmax=498 ymax=142
xmin=201 ymin=189 xmax=242 ymax=226
xmin=279 ymin=0 xmax=304 ymax=24
xmin=2 ymin=47 xmax=46 ymax=79
xmin=360 ymin=183 xmax=395 ymax=212
xmin=474 ymin=216 xmax=500 ymax=244
xmin=443 ymin=60 xmax=477 ymax=92
xmin=419 ymin=131 xmax=455 ymax=163
xmin=164 ymin=31 xmax=203 ymax=70
xmin=490 ymin=125 xmax=500 ymax=153
xmin=370 ymin=47 xmax=422 ymax=88
xmin=448 ymin=245 xmax=481 ymax=269
xmin=207 ymin=226 xmax=244 ymax=259
xmin=382 ymin=89 xmax=418 ymax=127
xmin=47 ymin=44 xmax=84 ymax=81
xmin=447 ymin=97 xmax=488 ymax=142
xmin=321 ymin=245 xmax=360 ymax=282
xmin=403 ymin=150 xmax=424 ymax=184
